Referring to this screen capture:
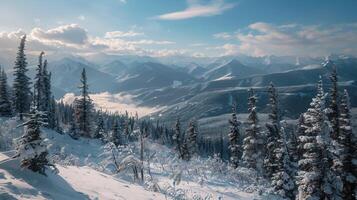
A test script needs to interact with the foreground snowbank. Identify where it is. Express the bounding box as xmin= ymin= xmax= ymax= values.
xmin=0 ymin=153 xmax=165 ymax=200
